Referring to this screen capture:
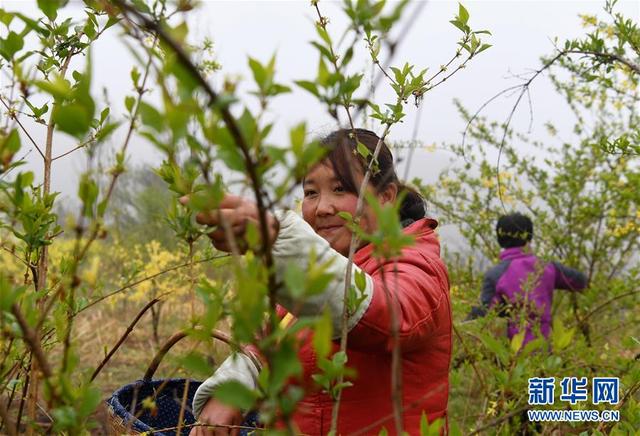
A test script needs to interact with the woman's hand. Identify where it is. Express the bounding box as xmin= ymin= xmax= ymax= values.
xmin=189 ymin=399 xmax=243 ymax=436
xmin=180 ymin=194 xmax=278 ymax=253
